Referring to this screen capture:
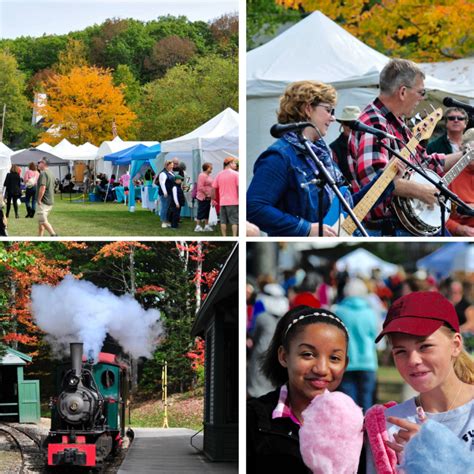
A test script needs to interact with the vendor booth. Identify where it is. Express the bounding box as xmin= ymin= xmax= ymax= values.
xmin=160 ymin=107 xmax=239 ymax=184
